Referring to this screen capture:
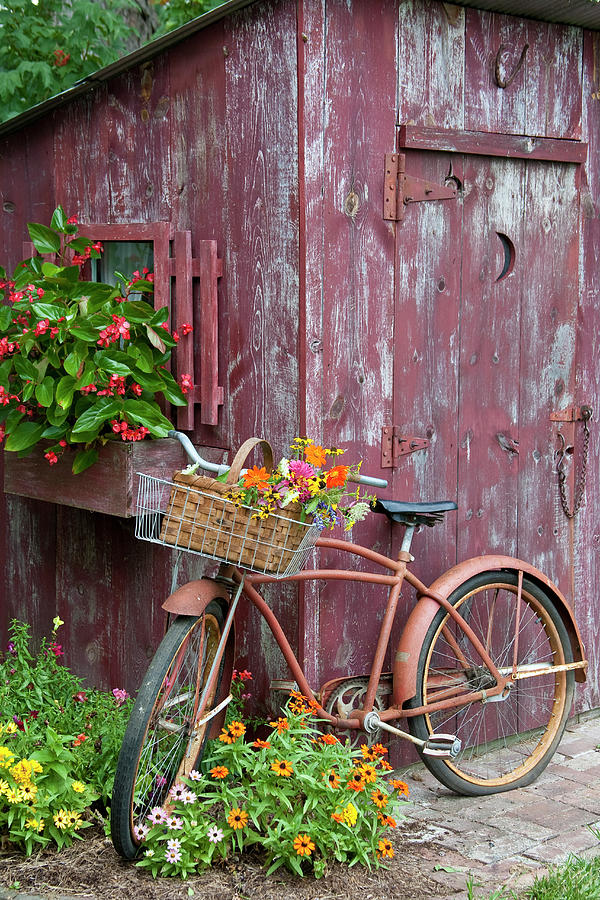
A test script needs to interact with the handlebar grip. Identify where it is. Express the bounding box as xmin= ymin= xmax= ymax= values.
xmin=348 ymin=472 xmax=388 ymax=489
